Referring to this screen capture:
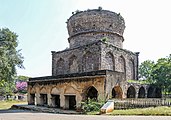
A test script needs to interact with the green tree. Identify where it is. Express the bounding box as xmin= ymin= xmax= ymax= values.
xmin=152 ymin=54 xmax=171 ymax=95
xmin=139 ymin=60 xmax=155 ymax=83
xmin=0 ymin=28 xmax=24 ymax=97
xmin=17 ymin=75 xmax=29 ymax=81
